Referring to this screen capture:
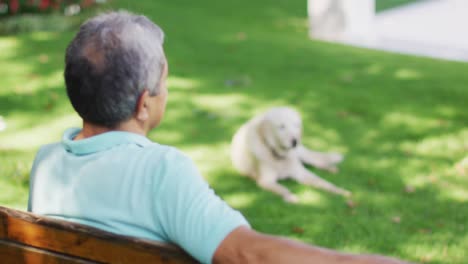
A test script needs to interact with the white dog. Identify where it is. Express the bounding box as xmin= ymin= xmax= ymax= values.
xmin=231 ymin=107 xmax=351 ymax=203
